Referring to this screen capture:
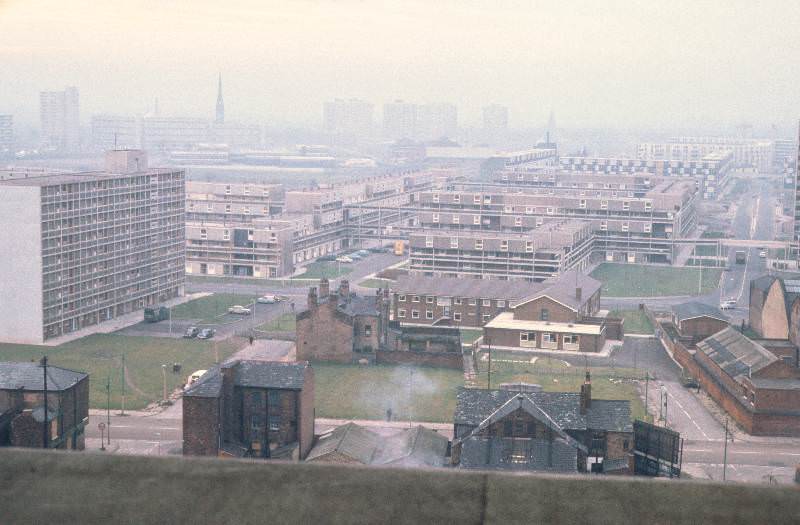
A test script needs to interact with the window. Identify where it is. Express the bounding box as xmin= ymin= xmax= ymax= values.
xmin=200 ymin=229 xmax=207 ymax=240
xmin=450 ymin=238 xmax=458 ymax=249
xmin=497 ymin=300 xmax=506 ymax=308
xmin=515 ymin=217 xmax=522 ymax=227
xmin=250 ymin=415 xmax=262 ymax=431
xmin=364 ymin=325 xmax=372 ymax=336
xmin=432 ymin=193 xmax=439 ymax=203
xmin=520 ymin=332 xmax=529 ymax=342
xmin=268 ymin=416 xmax=280 ymax=431
xmin=453 ymin=194 xmax=460 ymax=203
xmin=468 ymin=298 xmax=477 ymax=306
xmin=454 ymin=297 xmax=462 ymax=305
xmin=504 ymin=205 xmax=513 ymax=213
xmin=398 ymin=294 xmax=406 ymax=302
xmin=644 ymin=200 xmax=652 ymax=211
xmin=473 ymin=215 xmax=480 ymax=225
xmin=525 ymin=241 xmax=533 ymax=253
xmin=579 ymin=199 xmax=587 ymax=209
xmin=546 ymin=207 xmax=554 ymax=215
xmin=225 ymin=185 xmax=231 ymax=195
xmin=207 ymin=203 xmax=213 ymax=212
xmin=453 ymin=312 xmax=462 ymax=321
xmin=600 ymin=221 xmax=608 ymax=231
xmin=540 ymin=309 xmax=549 ymax=321
xmin=475 ymin=240 xmax=483 ymax=250
xmin=525 ymin=206 xmax=533 ymax=215
xmin=644 ymin=224 xmax=652 ymax=233
xmin=412 ymin=295 xmax=420 ymax=302
xmin=425 ymin=236 xmax=433 ymax=248
xmin=432 ymin=213 xmax=439 ymax=223
xmin=411 ymin=310 xmax=420 ymax=319
xmin=426 ymin=296 xmax=434 ymax=304
xmin=482 ymin=299 xmax=491 ymax=307
xmin=223 ymin=229 xmax=230 ymax=241
xmin=622 ymin=201 xmax=630 ymax=211
xmin=452 ymin=215 xmax=460 ymax=224
xmin=563 ymin=334 xmax=578 ymax=344
xmin=243 ymin=206 xmax=250 ymax=215
xmin=500 ymin=240 xmax=508 ymax=251
xmin=535 ymin=218 xmax=543 ymax=227
xmin=600 ymin=200 xmax=608 ymax=210
xmin=243 ymin=186 xmax=250 ymax=195
xmin=473 ymin=195 xmax=481 ymax=204
xmin=268 ymin=390 xmax=280 ymax=405
xmin=225 ymin=204 xmax=232 ymax=213
xmin=482 ymin=314 xmax=491 ymax=322
xmin=398 ymin=309 xmax=406 ymax=318
xmin=622 ymin=222 xmax=629 ymax=232
xmin=542 ymin=332 xmax=553 ymax=343
xmin=426 ymin=311 xmax=433 ymax=319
